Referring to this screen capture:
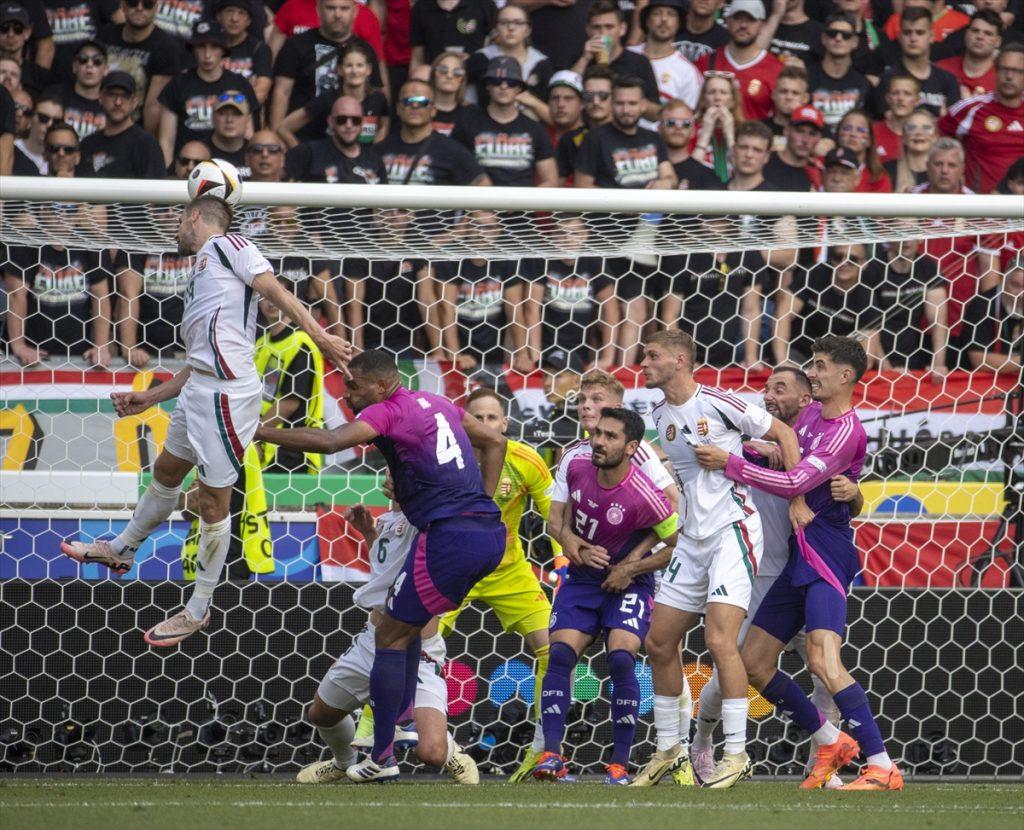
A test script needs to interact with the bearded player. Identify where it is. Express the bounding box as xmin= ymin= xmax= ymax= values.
xmin=696 ymin=335 xmax=904 ymax=791
xmin=61 ymin=197 xmax=352 ymax=646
